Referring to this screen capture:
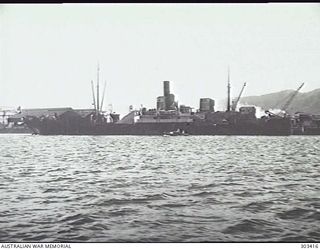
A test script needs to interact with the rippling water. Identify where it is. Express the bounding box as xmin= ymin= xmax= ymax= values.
xmin=0 ymin=134 xmax=319 ymax=242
